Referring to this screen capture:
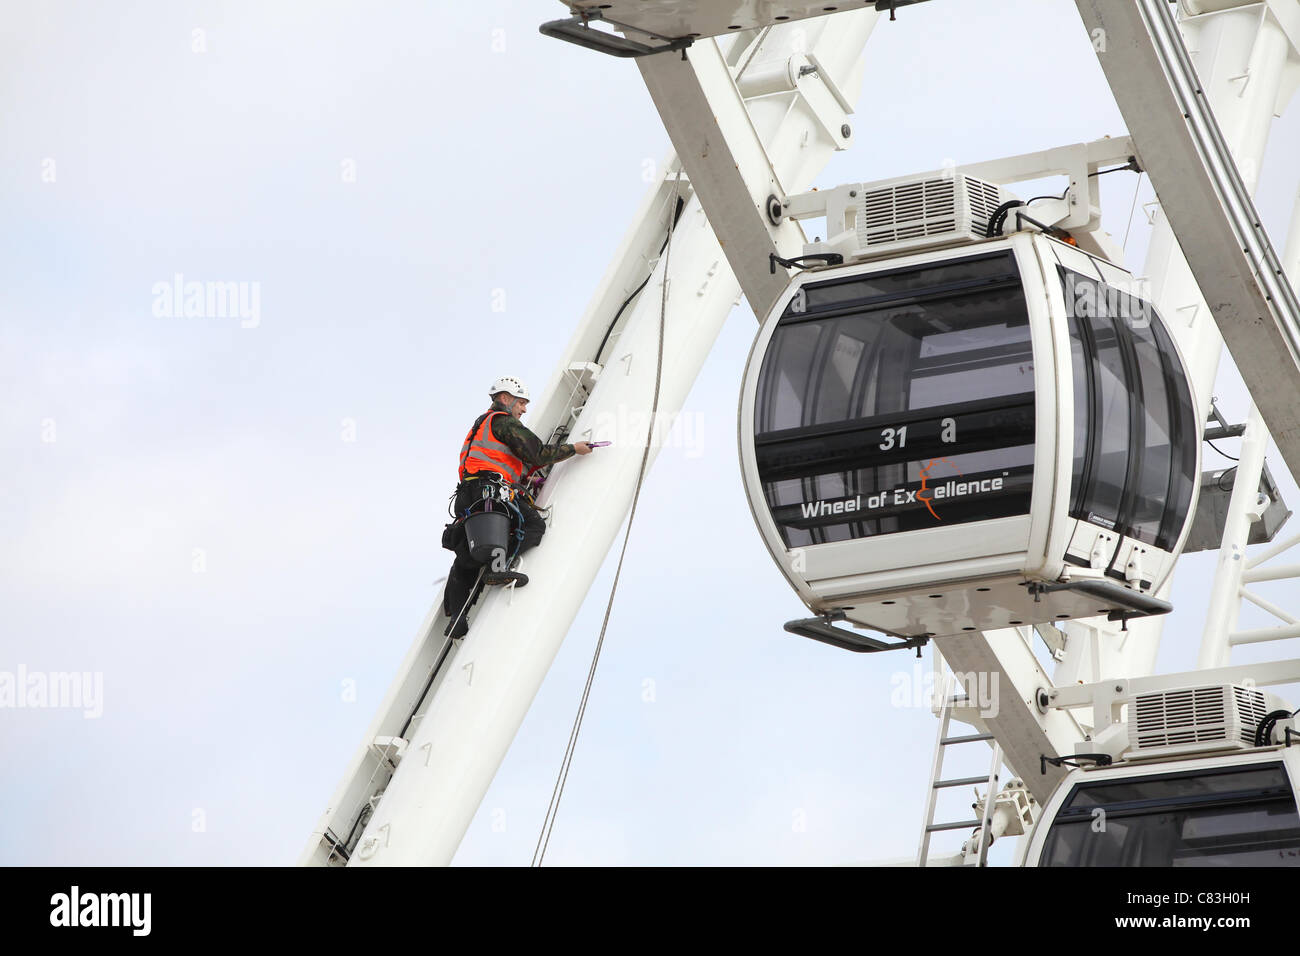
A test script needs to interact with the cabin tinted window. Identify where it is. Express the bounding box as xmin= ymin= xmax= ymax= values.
xmin=1039 ymin=763 xmax=1300 ymax=867
xmin=754 ymin=252 xmax=1035 ymax=547
xmin=1061 ymin=268 xmax=1197 ymax=550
